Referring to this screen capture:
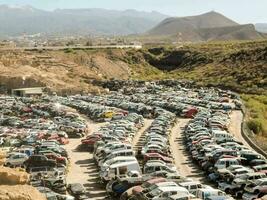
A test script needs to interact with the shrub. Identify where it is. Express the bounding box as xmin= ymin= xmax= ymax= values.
xmin=64 ymin=48 xmax=74 ymax=53
xmin=247 ymin=119 xmax=262 ymax=134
